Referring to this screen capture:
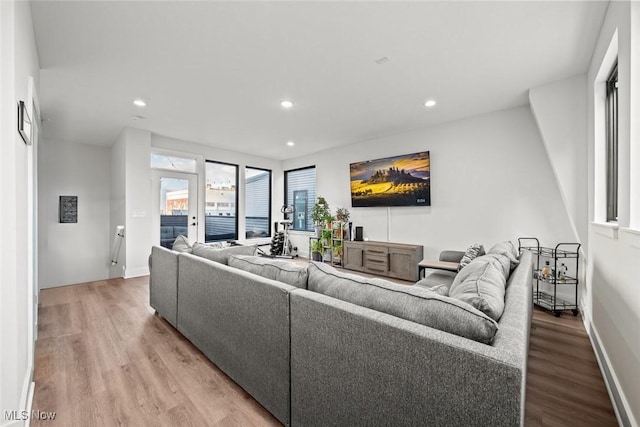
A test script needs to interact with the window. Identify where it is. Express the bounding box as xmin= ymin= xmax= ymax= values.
xmin=606 ymin=61 xmax=618 ymax=222
xmin=285 ymin=166 xmax=316 ymax=231
xmin=205 ymin=161 xmax=238 ymax=241
xmin=245 ymin=167 xmax=272 ymax=239
xmin=150 ymin=152 xmax=197 ymax=173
